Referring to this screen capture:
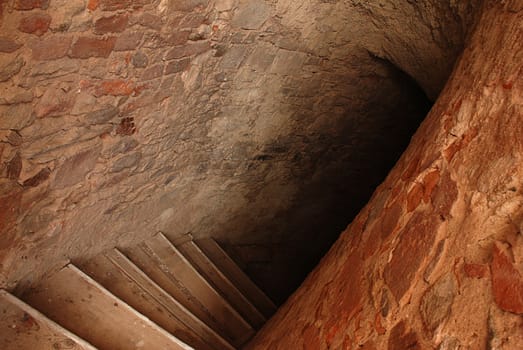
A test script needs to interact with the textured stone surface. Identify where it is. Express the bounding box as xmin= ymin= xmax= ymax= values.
xmin=0 ymin=1 xmax=508 ymax=335
xmin=248 ymin=2 xmax=523 ymax=349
